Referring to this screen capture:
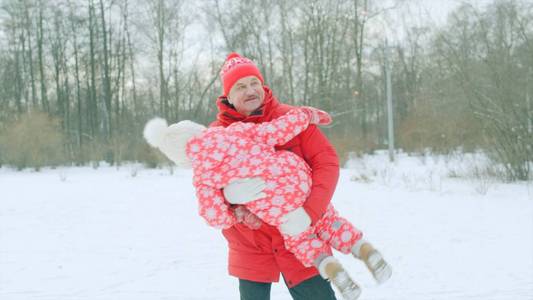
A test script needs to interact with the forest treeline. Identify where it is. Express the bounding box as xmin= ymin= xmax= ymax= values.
xmin=0 ymin=0 xmax=531 ymax=180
